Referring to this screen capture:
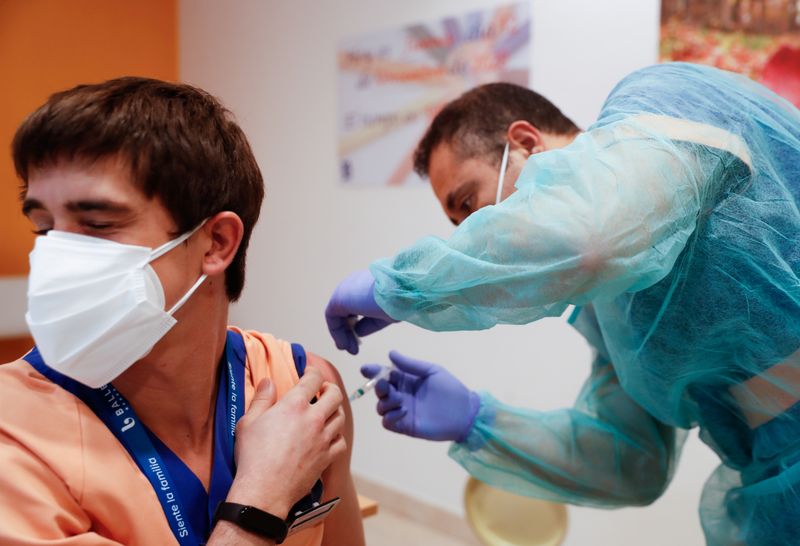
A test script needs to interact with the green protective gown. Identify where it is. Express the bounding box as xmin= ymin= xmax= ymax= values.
xmin=370 ymin=63 xmax=800 ymax=545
